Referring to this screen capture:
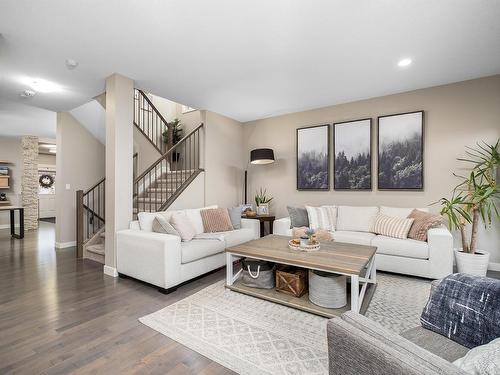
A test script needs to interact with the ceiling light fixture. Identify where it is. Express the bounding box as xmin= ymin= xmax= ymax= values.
xmin=65 ymin=58 xmax=79 ymax=70
xmin=397 ymin=58 xmax=412 ymax=67
xmin=20 ymin=89 xmax=36 ymax=98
